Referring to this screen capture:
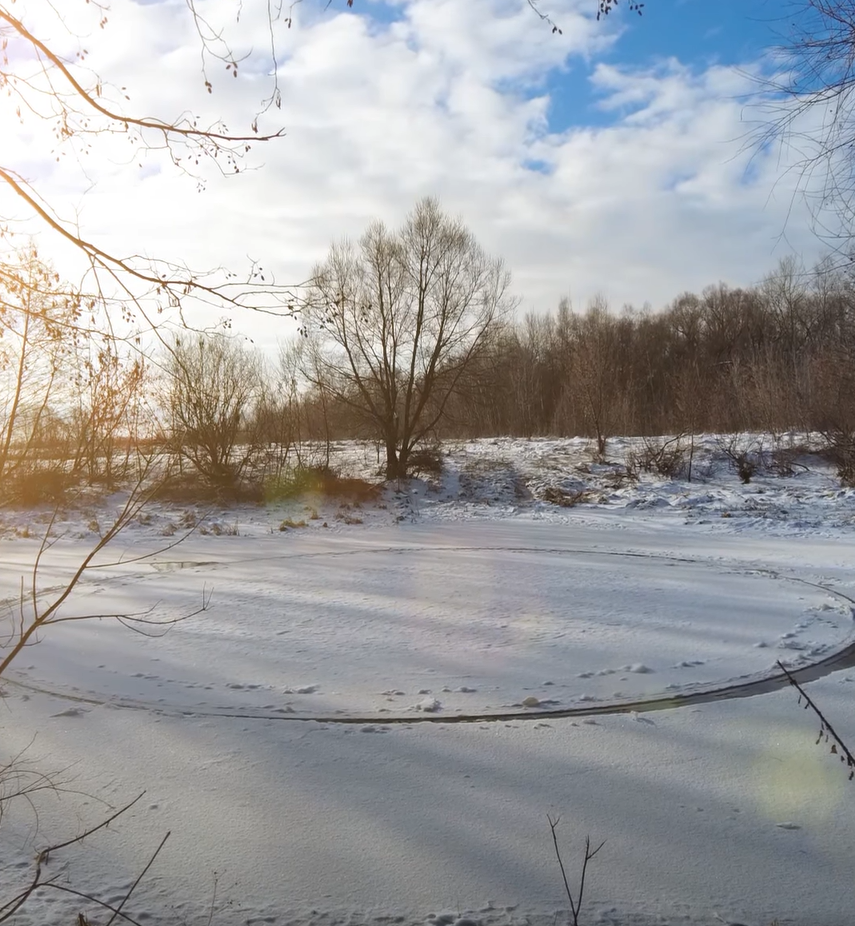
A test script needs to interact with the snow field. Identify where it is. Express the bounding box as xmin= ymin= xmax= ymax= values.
xmin=1 ymin=436 xmax=854 ymax=926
